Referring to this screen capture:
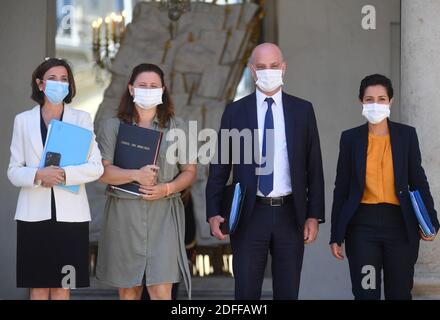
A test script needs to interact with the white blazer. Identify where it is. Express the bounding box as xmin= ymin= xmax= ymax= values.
xmin=7 ymin=105 xmax=104 ymax=222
